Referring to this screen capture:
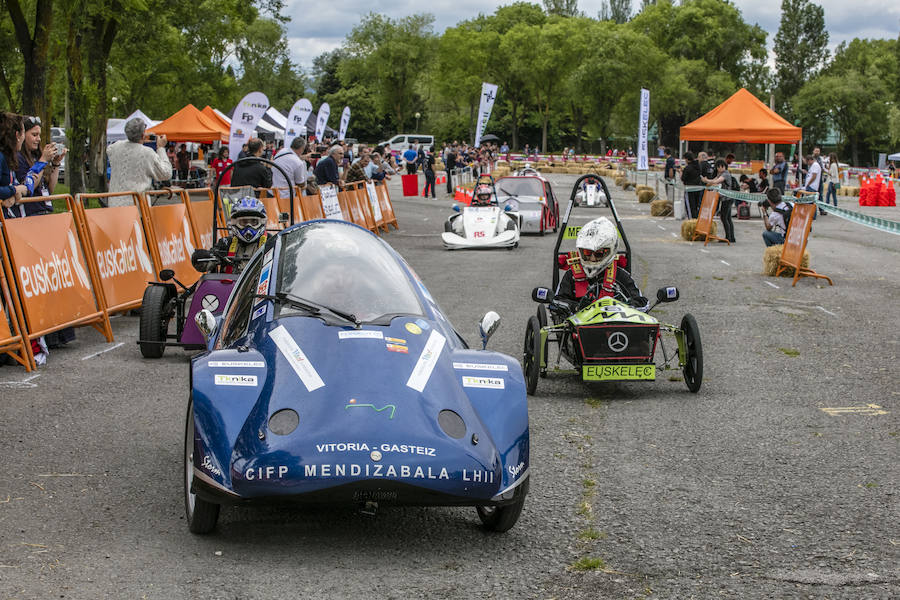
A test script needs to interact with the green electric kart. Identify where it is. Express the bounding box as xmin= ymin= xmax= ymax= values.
xmin=522 ymin=173 xmax=703 ymax=395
